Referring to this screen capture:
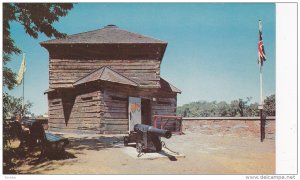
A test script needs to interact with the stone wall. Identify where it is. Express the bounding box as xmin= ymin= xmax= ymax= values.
xmin=182 ymin=117 xmax=275 ymax=139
